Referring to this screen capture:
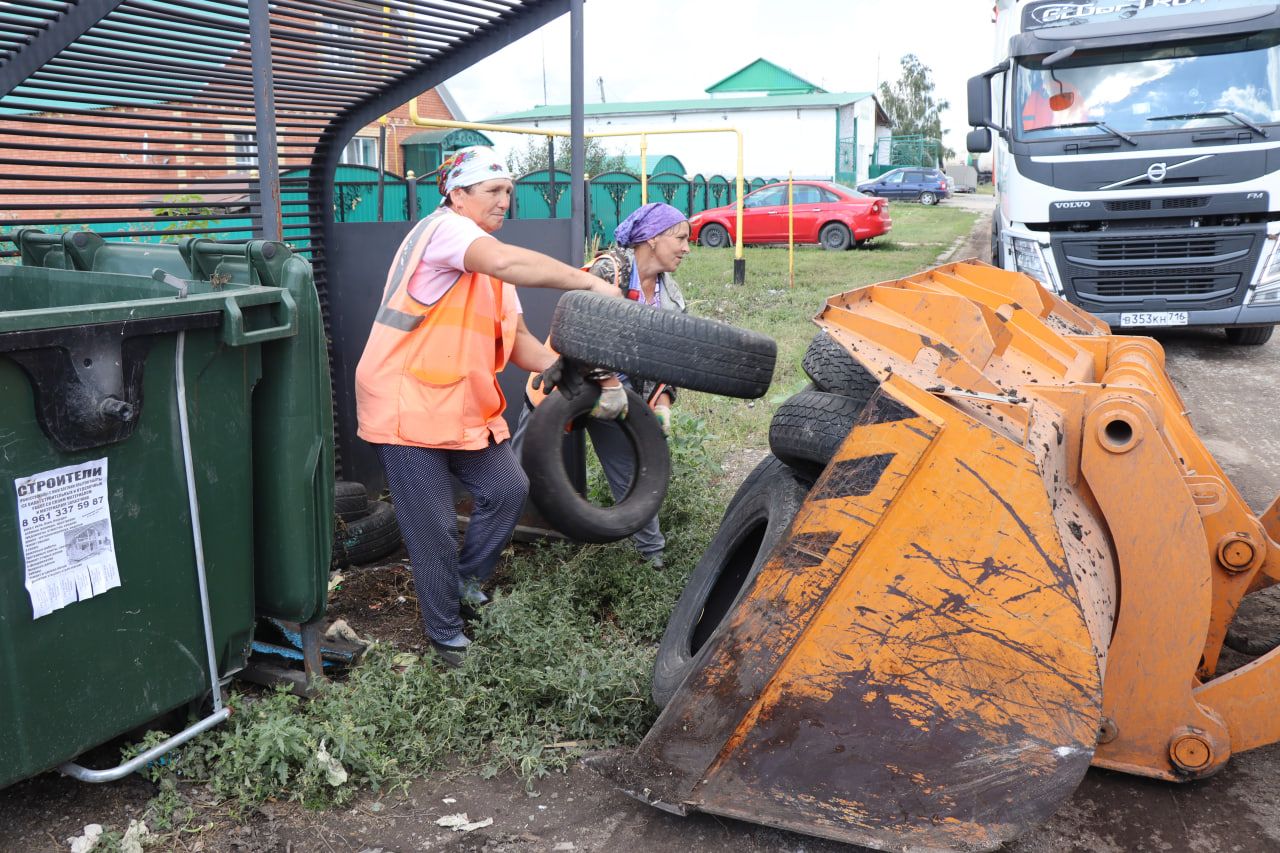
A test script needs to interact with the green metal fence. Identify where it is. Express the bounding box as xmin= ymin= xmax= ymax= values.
xmin=514 ymin=169 xmax=572 ymax=219
xmin=34 ymin=163 xmax=783 ymax=257
xmin=648 ymin=172 xmax=692 ymax=215
xmin=871 ymin=134 xmax=944 ymax=176
xmin=587 ymin=171 xmax=641 ymax=247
